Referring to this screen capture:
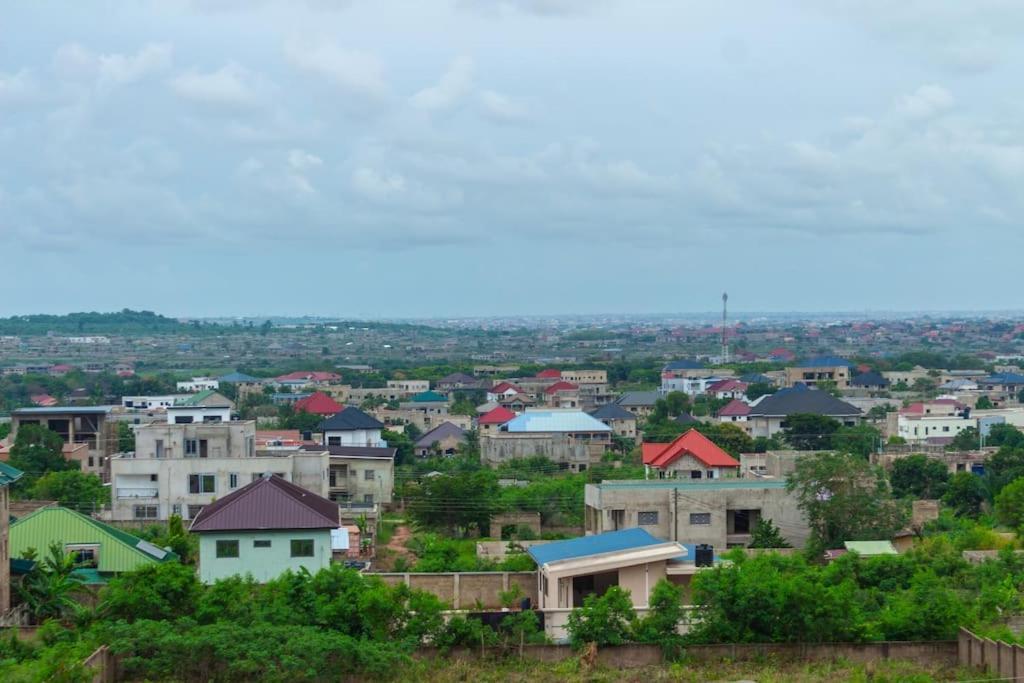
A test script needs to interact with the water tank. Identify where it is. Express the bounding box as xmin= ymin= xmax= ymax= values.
xmin=695 ymin=544 xmax=714 ymax=567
